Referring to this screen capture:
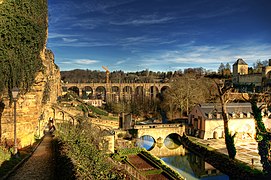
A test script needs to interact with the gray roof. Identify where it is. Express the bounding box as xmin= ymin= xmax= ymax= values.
xmin=233 ymin=58 xmax=247 ymax=66
xmin=198 ymin=103 xmax=252 ymax=118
